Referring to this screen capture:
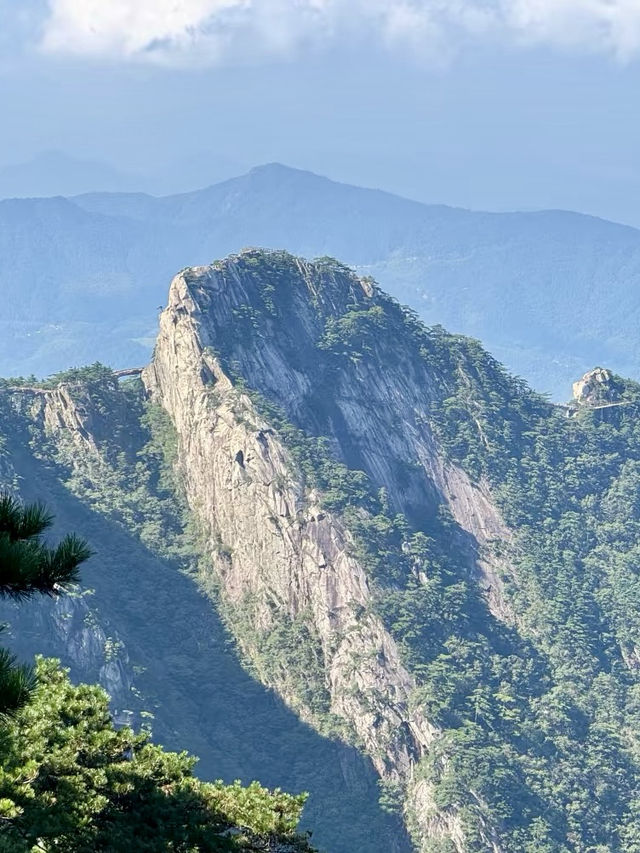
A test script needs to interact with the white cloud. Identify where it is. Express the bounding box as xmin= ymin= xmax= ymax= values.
xmin=39 ymin=0 xmax=640 ymax=65
xmin=504 ymin=0 xmax=640 ymax=59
